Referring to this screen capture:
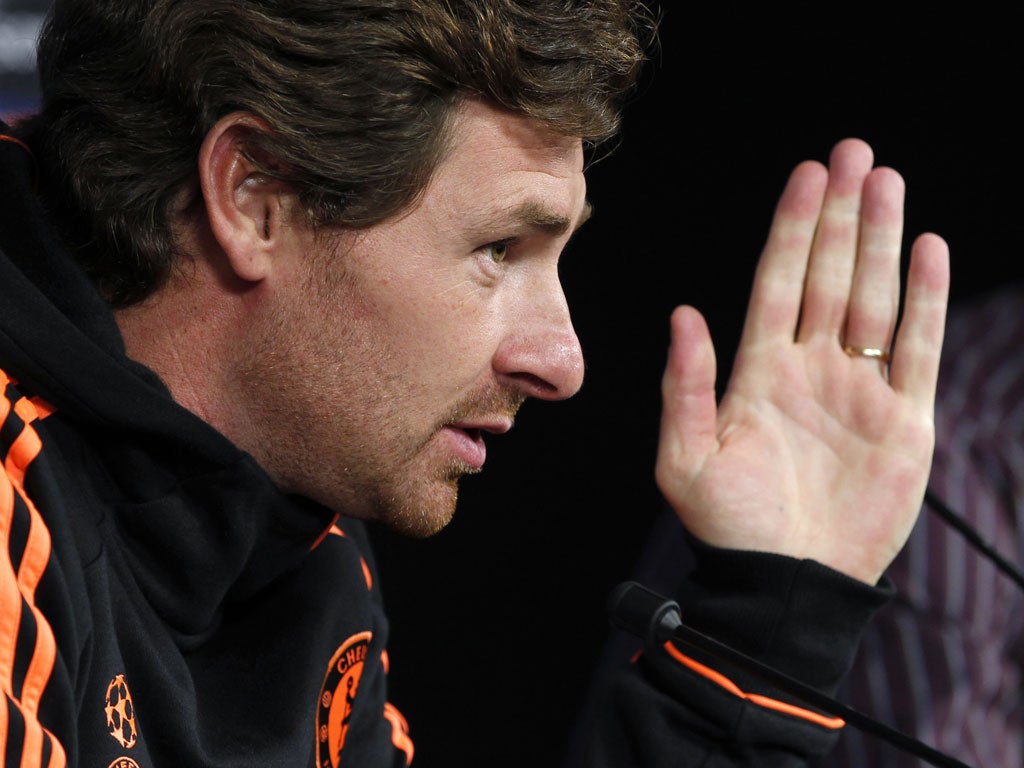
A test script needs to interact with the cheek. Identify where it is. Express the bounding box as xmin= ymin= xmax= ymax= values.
xmin=389 ymin=291 xmax=503 ymax=385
